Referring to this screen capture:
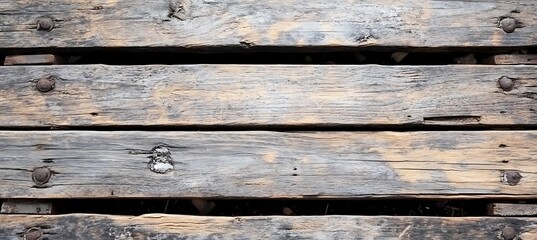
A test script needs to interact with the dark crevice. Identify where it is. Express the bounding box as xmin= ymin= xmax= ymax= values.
xmin=4 ymin=199 xmax=526 ymax=217
xmin=1 ymin=48 xmax=536 ymax=66
xmin=2 ymin=199 xmax=536 ymax=217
